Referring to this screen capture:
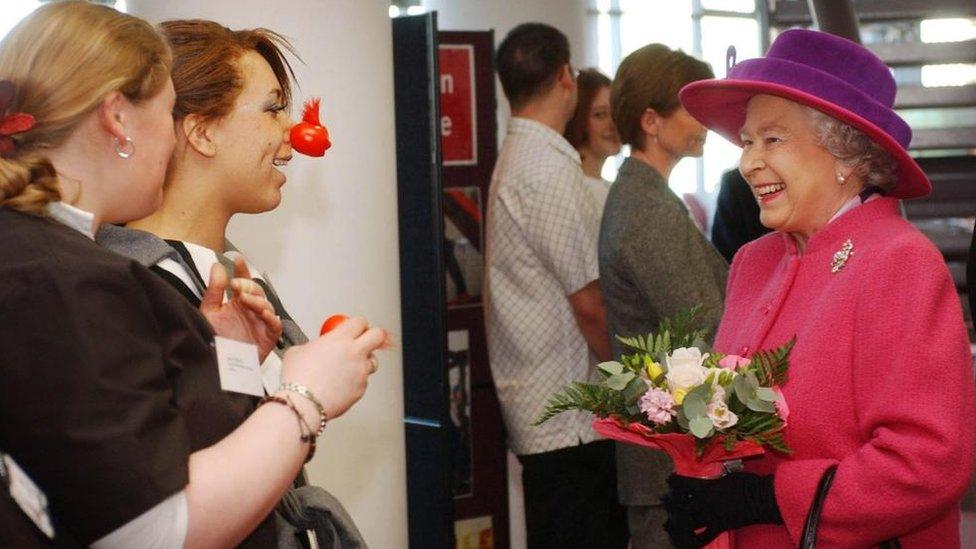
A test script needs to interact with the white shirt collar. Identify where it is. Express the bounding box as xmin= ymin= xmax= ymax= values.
xmin=507 ymin=117 xmax=581 ymax=166
xmin=827 ymin=190 xmax=881 ymax=225
xmin=45 ymin=201 xmax=96 ymax=240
